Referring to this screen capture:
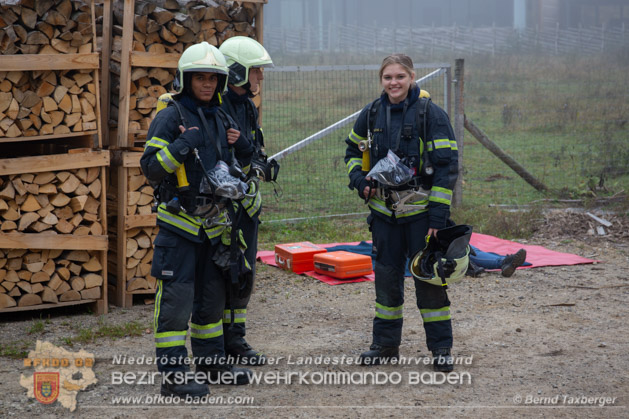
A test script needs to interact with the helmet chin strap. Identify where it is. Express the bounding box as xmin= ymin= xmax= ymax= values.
xmin=242 ymin=81 xmax=254 ymax=97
